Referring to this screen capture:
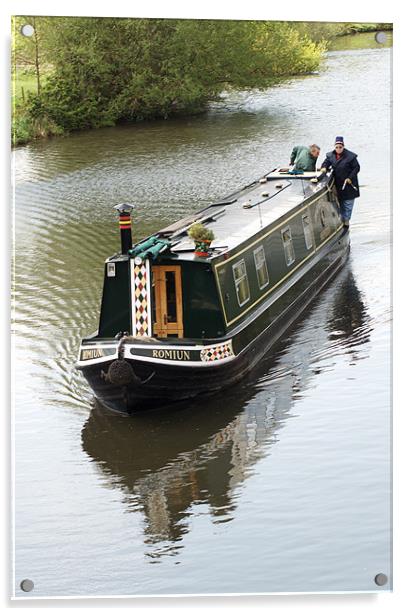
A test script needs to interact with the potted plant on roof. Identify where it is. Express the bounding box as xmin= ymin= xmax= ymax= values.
xmin=188 ymin=223 xmax=215 ymax=257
